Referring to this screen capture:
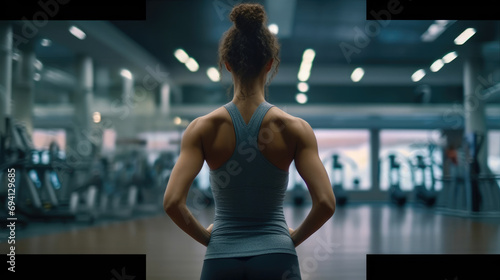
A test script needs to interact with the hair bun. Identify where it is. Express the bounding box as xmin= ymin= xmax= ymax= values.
xmin=230 ymin=3 xmax=266 ymax=33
